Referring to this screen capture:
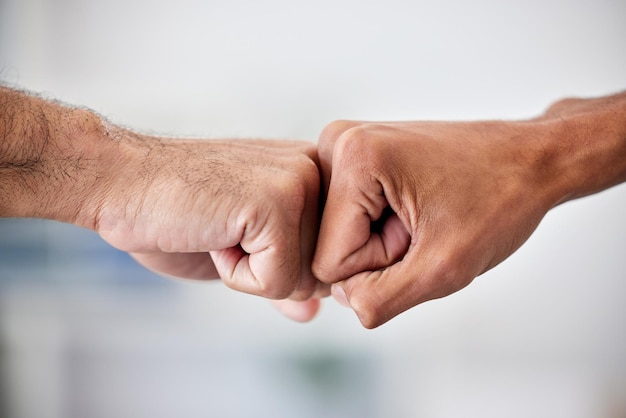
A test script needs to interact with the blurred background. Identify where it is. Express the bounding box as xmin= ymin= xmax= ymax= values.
xmin=1 ymin=0 xmax=625 ymax=417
